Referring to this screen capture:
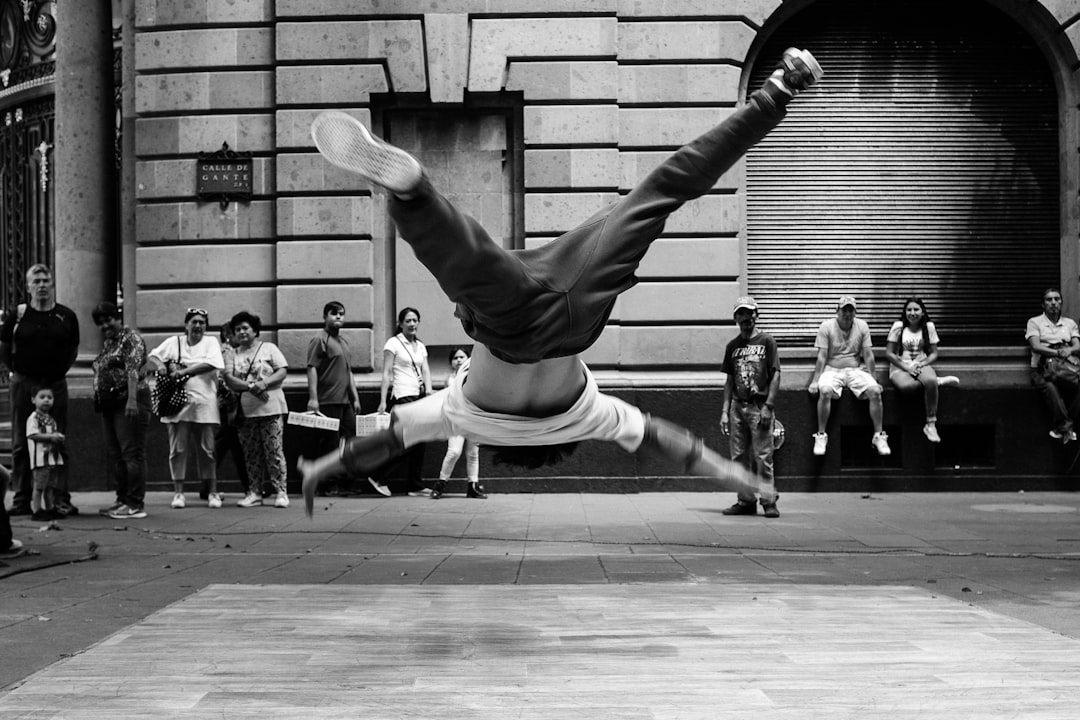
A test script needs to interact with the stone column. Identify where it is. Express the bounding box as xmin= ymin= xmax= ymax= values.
xmin=54 ymin=0 xmax=115 ymax=356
